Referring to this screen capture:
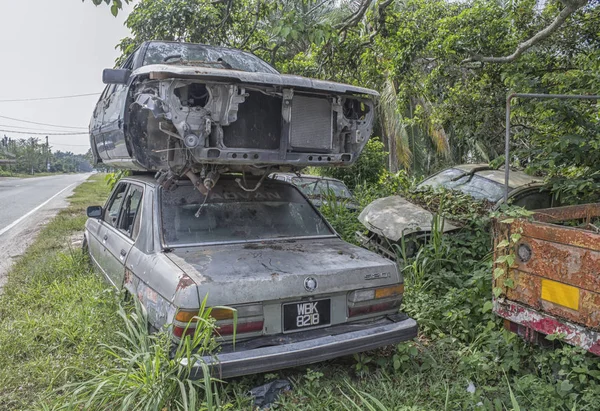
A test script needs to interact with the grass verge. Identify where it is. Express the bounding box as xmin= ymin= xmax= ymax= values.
xmin=0 ymin=174 xmax=123 ymax=410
